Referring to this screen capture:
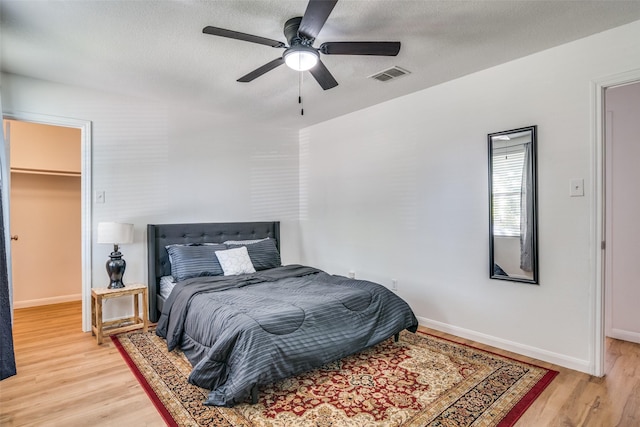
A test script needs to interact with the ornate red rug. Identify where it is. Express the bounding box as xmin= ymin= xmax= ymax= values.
xmin=112 ymin=329 xmax=557 ymax=426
